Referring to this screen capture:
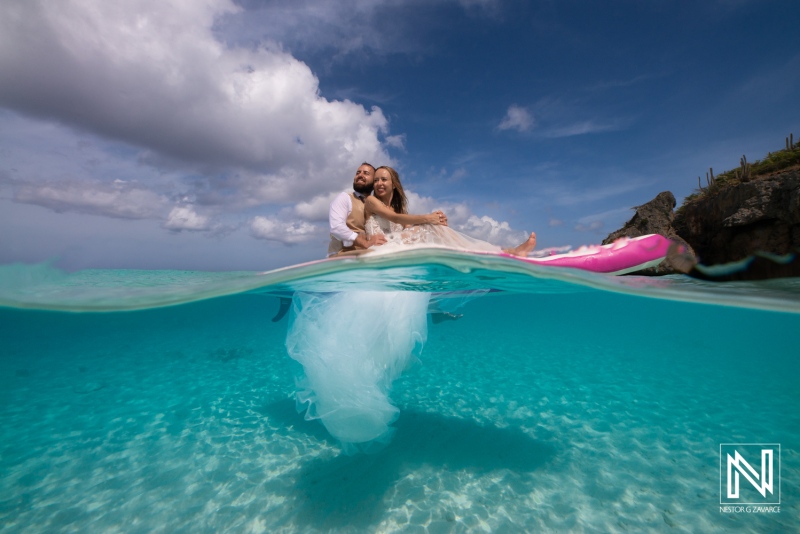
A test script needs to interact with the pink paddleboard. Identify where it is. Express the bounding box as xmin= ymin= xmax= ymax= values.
xmin=508 ymin=234 xmax=670 ymax=275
